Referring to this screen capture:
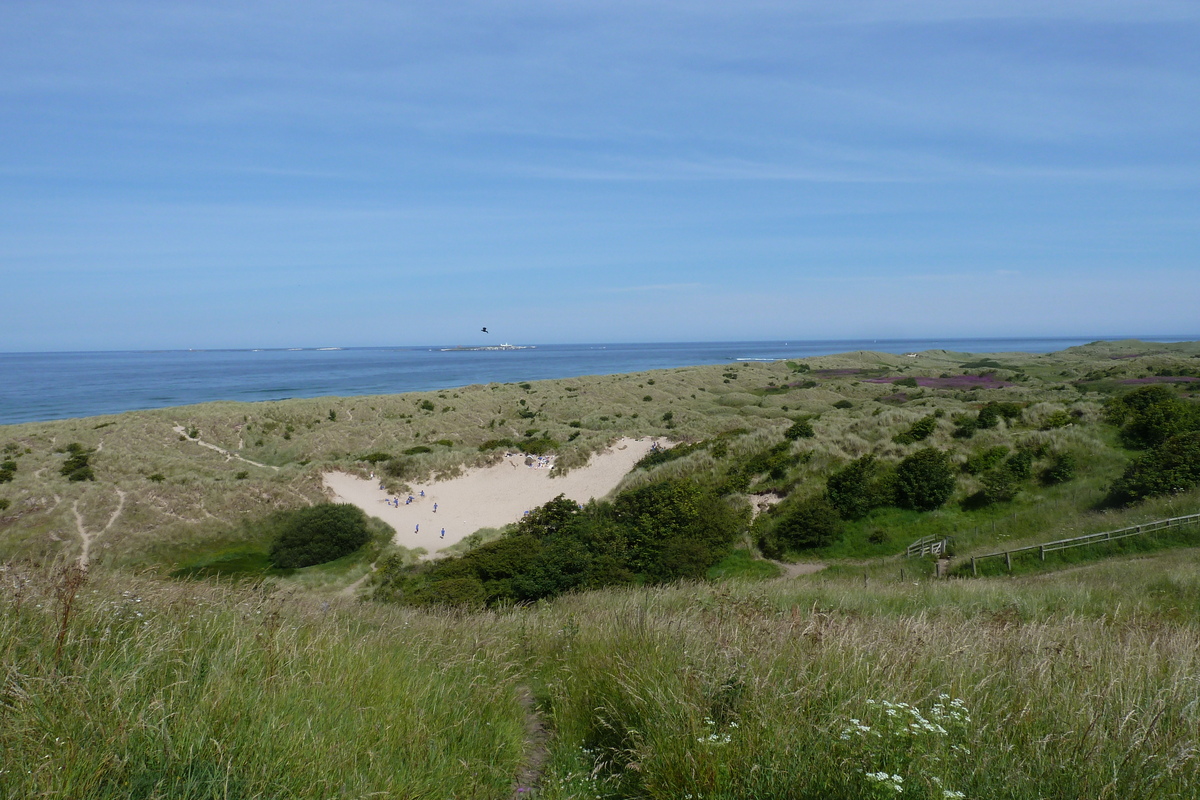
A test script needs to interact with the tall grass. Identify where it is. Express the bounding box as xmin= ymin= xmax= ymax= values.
xmin=5 ymin=548 xmax=1200 ymax=798
xmin=1 ymin=564 xmax=527 ymax=799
